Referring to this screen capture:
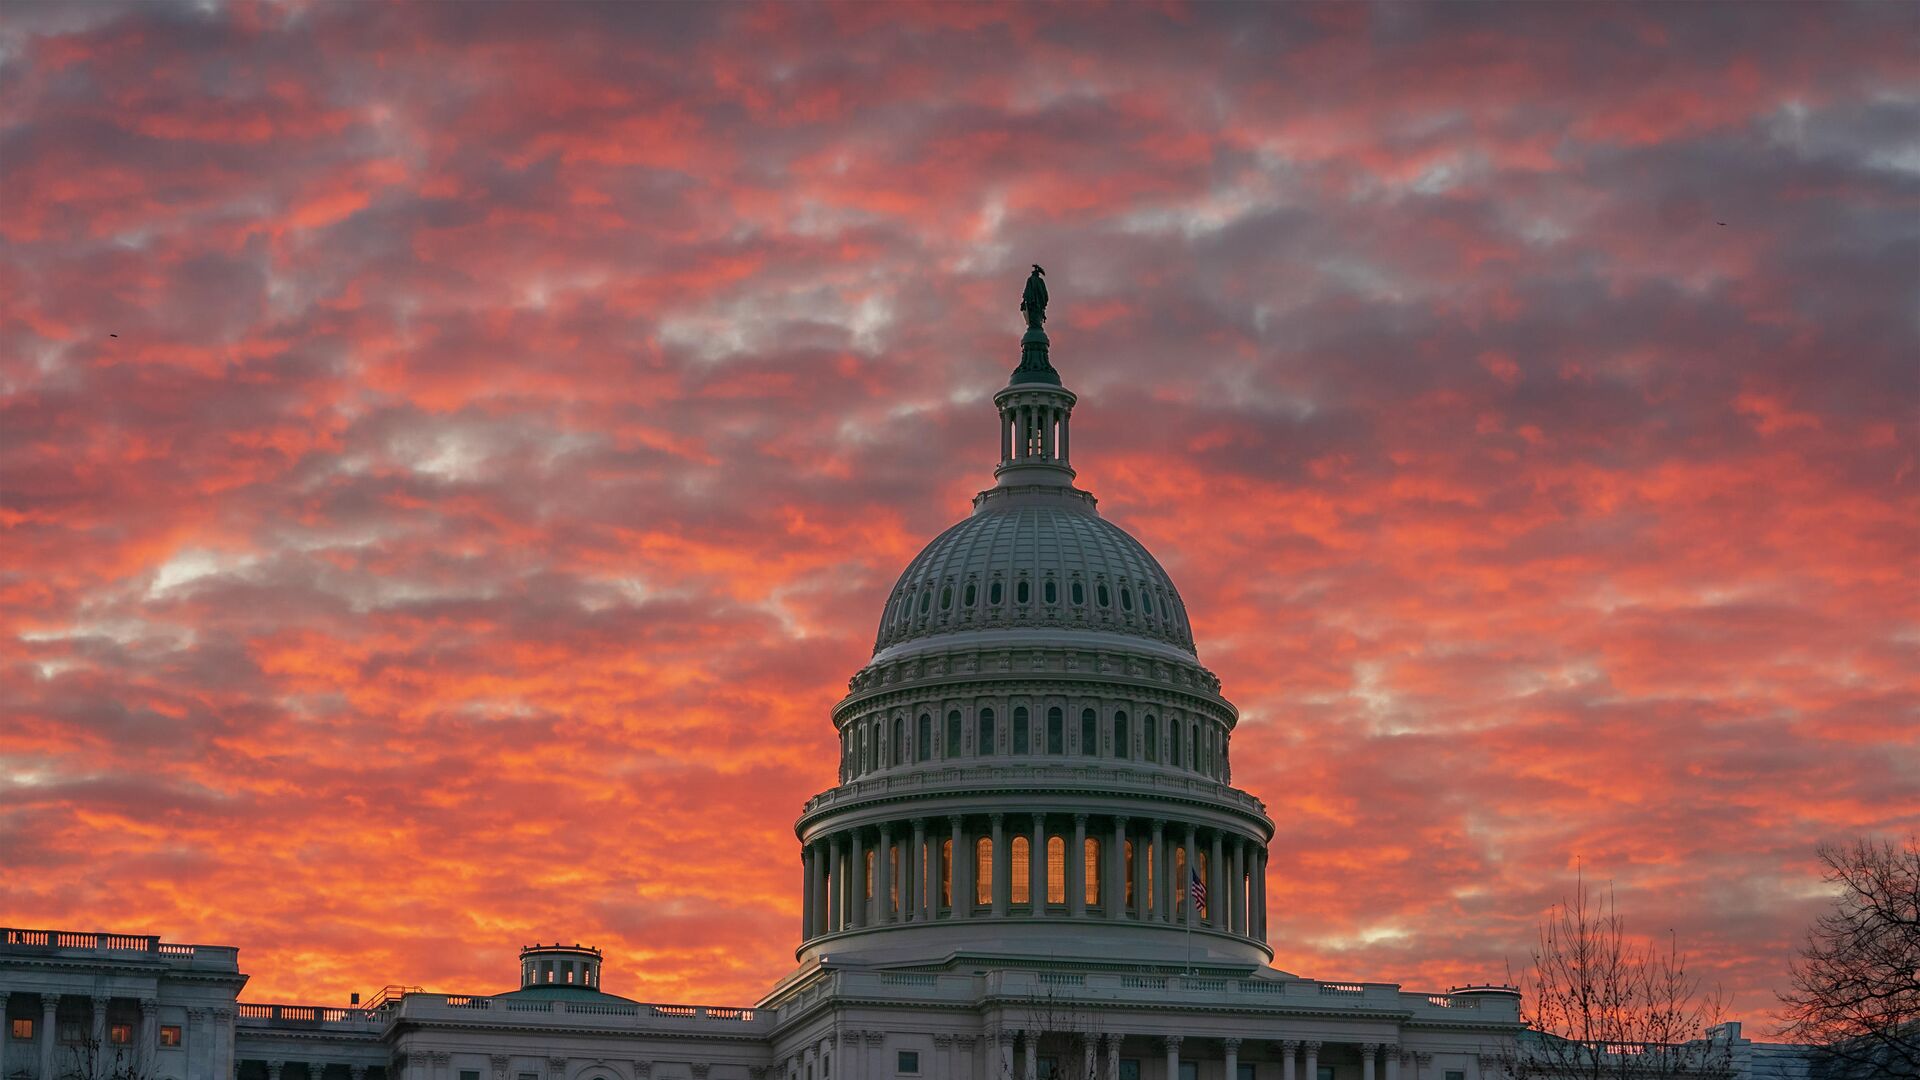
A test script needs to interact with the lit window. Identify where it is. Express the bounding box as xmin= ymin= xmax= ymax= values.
xmin=159 ymin=1024 xmax=181 ymax=1046
xmin=941 ymin=840 xmax=953 ymax=906
xmin=1084 ymin=837 xmax=1101 ymax=906
xmin=10 ymin=1018 xmax=32 ymax=1039
xmin=1124 ymin=839 xmax=1136 ymax=907
xmin=899 ymin=1051 xmax=921 ymax=1074
xmin=976 ymin=838 xmax=993 ymax=904
xmin=1047 ymin=836 xmax=1066 ymax=904
xmin=110 ymin=1022 xmax=132 ymax=1044
xmin=1011 ymin=837 xmax=1031 ymax=903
